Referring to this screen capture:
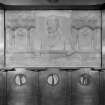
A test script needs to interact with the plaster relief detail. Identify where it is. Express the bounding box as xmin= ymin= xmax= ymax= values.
xmin=6 ymin=11 xmax=101 ymax=67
